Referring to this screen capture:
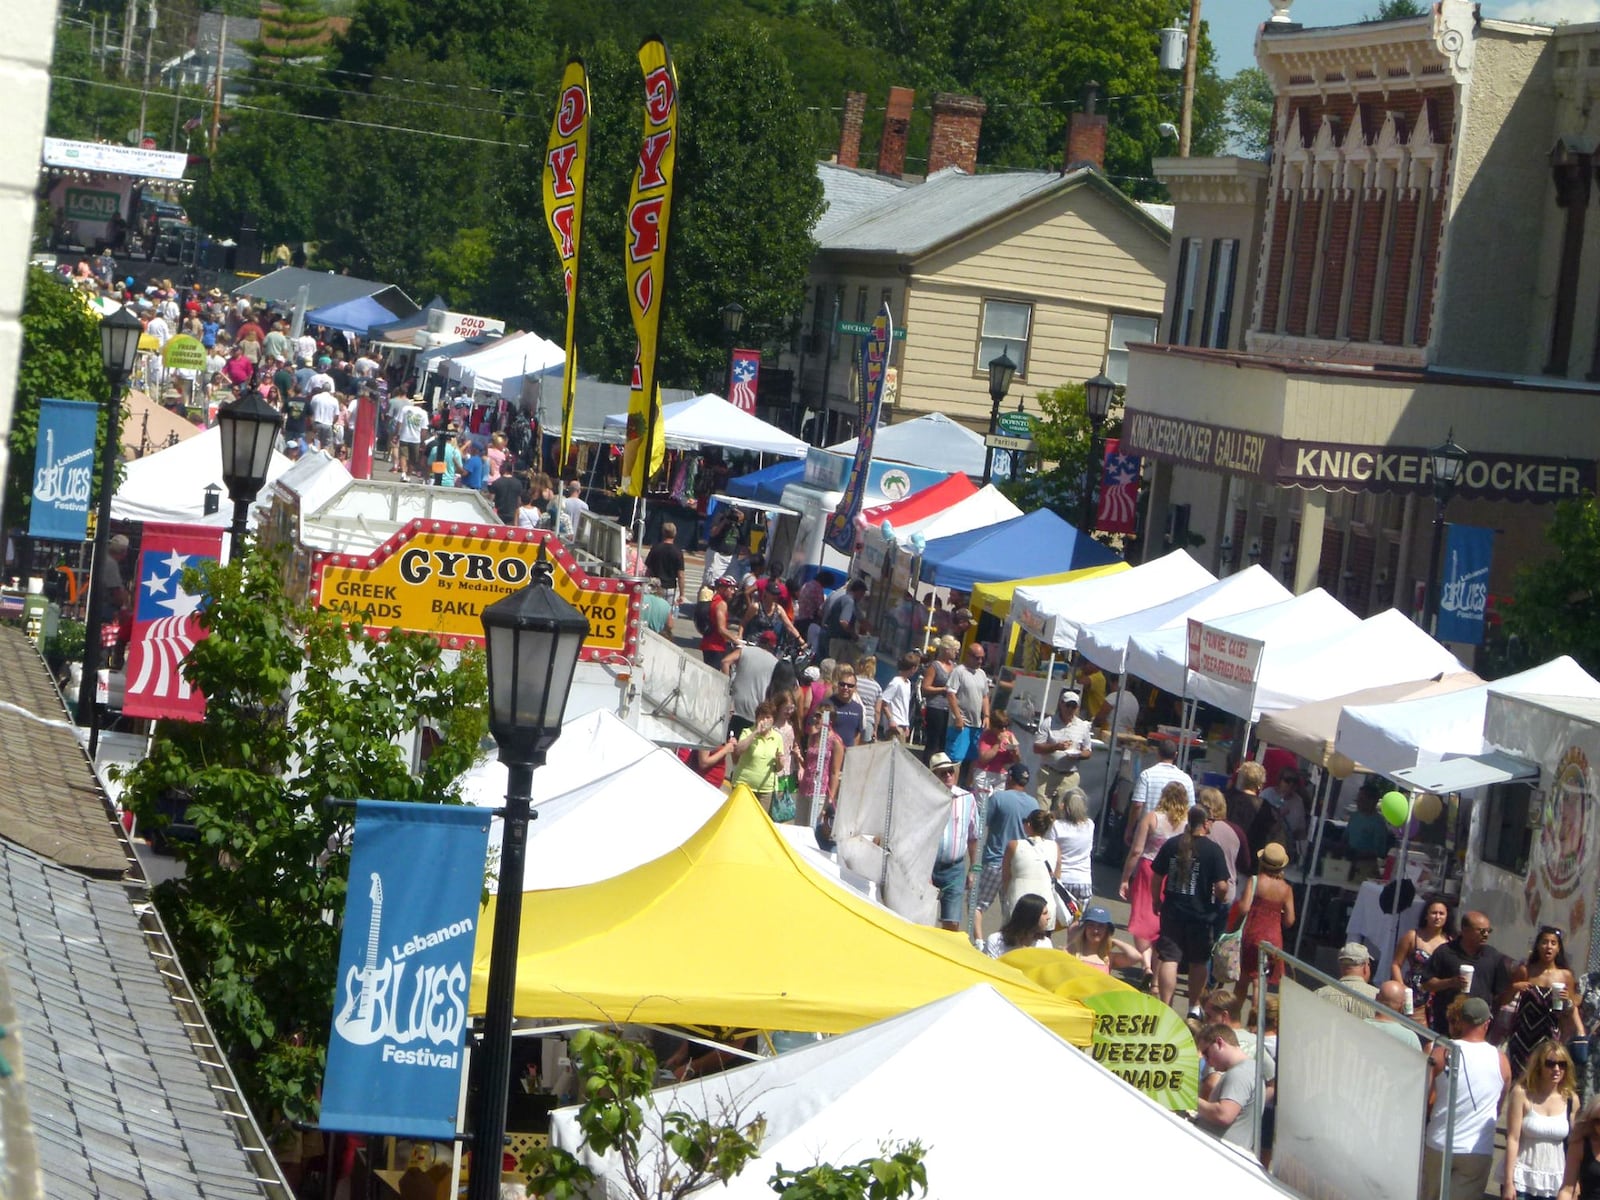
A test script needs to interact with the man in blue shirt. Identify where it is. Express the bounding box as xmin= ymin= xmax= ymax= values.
xmin=974 ymin=762 xmax=1042 ymax=941
xmin=459 ymin=440 xmax=488 ymax=490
